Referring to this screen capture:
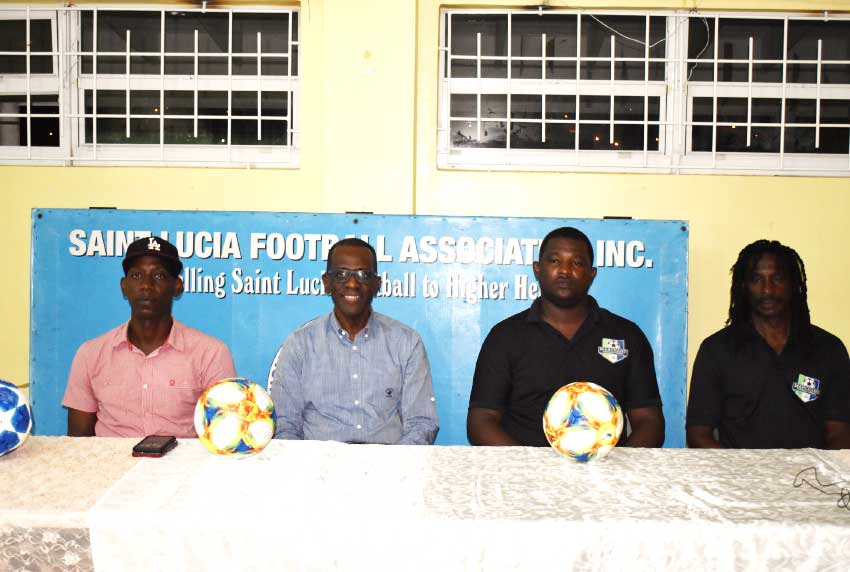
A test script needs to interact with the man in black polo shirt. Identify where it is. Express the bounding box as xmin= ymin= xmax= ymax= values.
xmin=467 ymin=226 xmax=665 ymax=447
xmin=687 ymin=239 xmax=850 ymax=449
